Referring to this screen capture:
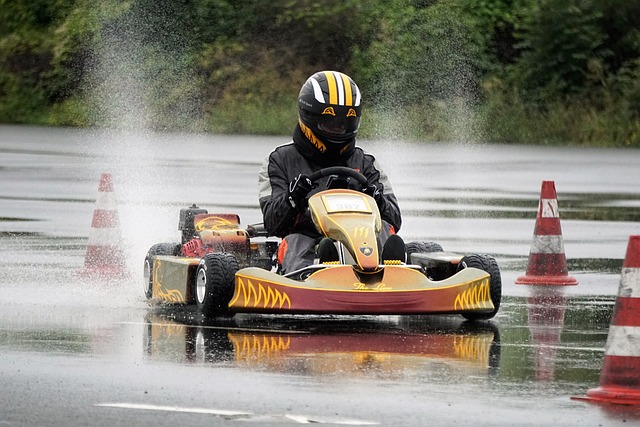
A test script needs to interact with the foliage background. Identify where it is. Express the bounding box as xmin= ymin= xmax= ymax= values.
xmin=1 ymin=0 xmax=639 ymax=146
